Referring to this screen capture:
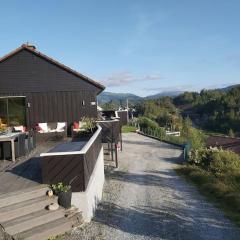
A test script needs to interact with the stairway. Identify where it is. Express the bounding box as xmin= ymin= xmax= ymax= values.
xmin=0 ymin=186 xmax=82 ymax=240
